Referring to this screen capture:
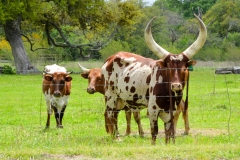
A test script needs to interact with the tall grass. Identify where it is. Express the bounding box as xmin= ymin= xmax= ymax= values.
xmin=0 ymin=63 xmax=240 ymax=159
